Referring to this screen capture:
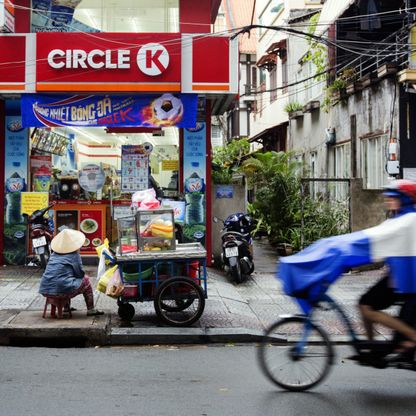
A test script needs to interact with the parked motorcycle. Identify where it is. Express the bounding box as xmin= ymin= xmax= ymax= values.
xmin=26 ymin=205 xmax=54 ymax=268
xmin=214 ymin=213 xmax=254 ymax=283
